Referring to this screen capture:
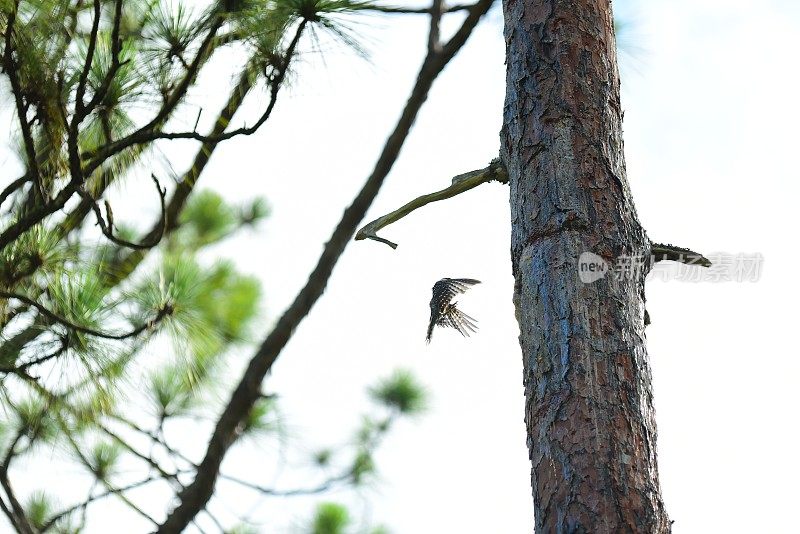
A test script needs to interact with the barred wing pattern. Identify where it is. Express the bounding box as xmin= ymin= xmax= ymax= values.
xmin=426 ymin=278 xmax=481 ymax=343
